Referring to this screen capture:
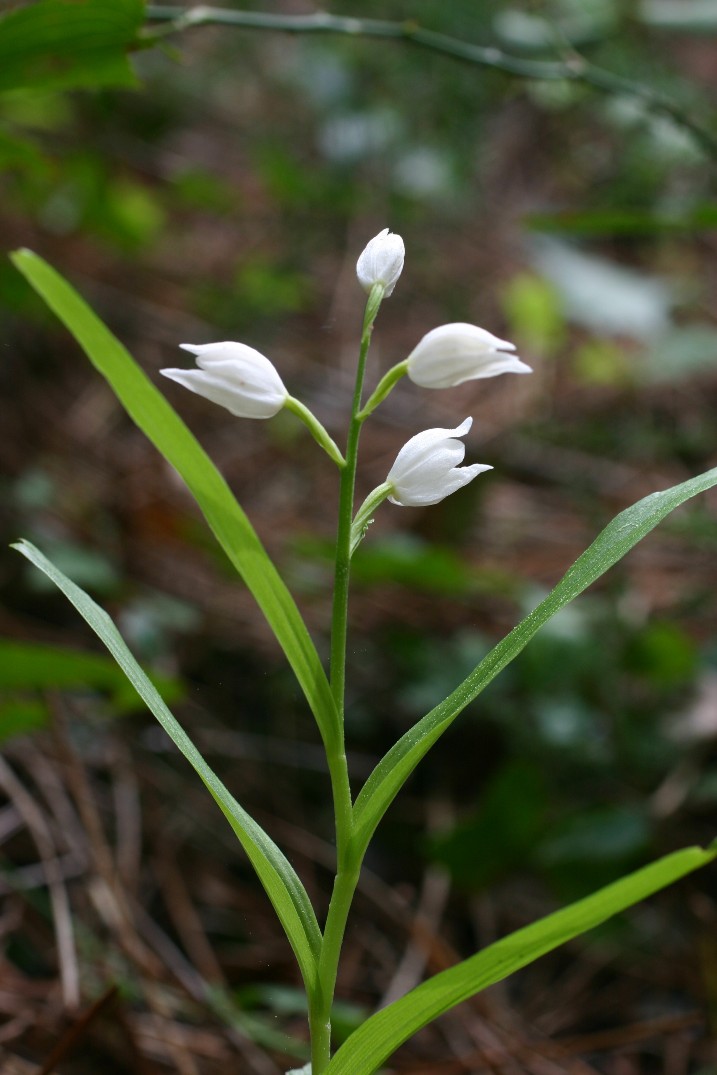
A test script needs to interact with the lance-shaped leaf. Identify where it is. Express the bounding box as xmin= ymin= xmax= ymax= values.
xmin=0 ymin=0 xmax=145 ymax=94
xmin=325 ymin=843 xmax=716 ymax=1075
xmin=353 ymin=465 xmax=717 ymax=856
xmin=10 ymin=250 xmax=338 ymax=753
xmin=12 ymin=540 xmax=322 ymax=992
